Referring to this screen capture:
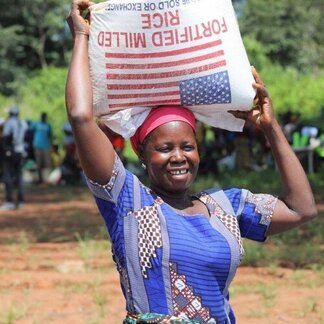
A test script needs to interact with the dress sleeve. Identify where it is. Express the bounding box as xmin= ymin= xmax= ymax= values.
xmin=85 ymin=153 xmax=127 ymax=204
xmin=238 ymin=189 xmax=278 ymax=241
